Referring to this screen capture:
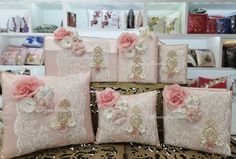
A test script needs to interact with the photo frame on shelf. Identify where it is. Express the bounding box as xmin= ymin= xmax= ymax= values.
xmin=67 ymin=12 xmax=77 ymax=28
